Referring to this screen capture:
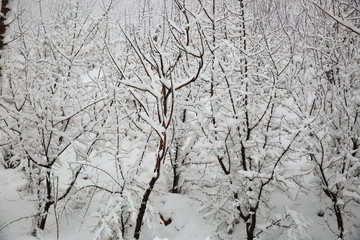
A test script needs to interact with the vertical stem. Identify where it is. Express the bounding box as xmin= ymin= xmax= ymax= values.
xmin=134 ymin=86 xmax=169 ymax=239
xmin=54 ymin=176 xmax=59 ymax=240
xmin=0 ymin=0 xmax=10 ymax=96
xmin=39 ymin=171 xmax=52 ymax=230
xmin=133 ymin=175 xmax=159 ymax=239
xmin=133 ymin=135 xmax=166 ymax=239
xmin=0 ymin=0 xmax=9 ymax=50
xmin=334 ymin=202 xmax=344 ymax=239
